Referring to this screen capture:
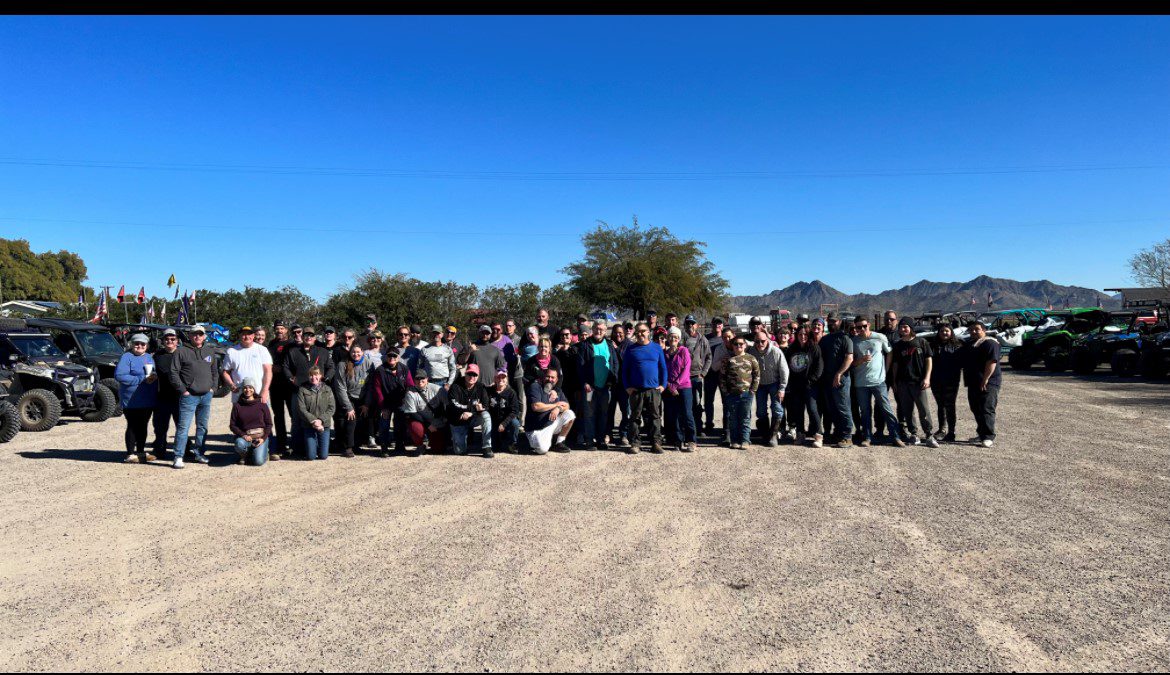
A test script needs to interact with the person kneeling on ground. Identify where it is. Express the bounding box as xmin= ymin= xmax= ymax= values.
xmin=400 ymin=369 xmax=446 ymax=455
xmin=447 ymin=364 xmax=493 ymax=458
xmin=230 ymin=377 xmax=274 ymax=466
xmin=488 ymin=368 xmax=522 ymax=454
xmin=297 ymin=366 xmax=335 ymax=460
xmin=526 ymin=367 xmax=575 ymax=455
